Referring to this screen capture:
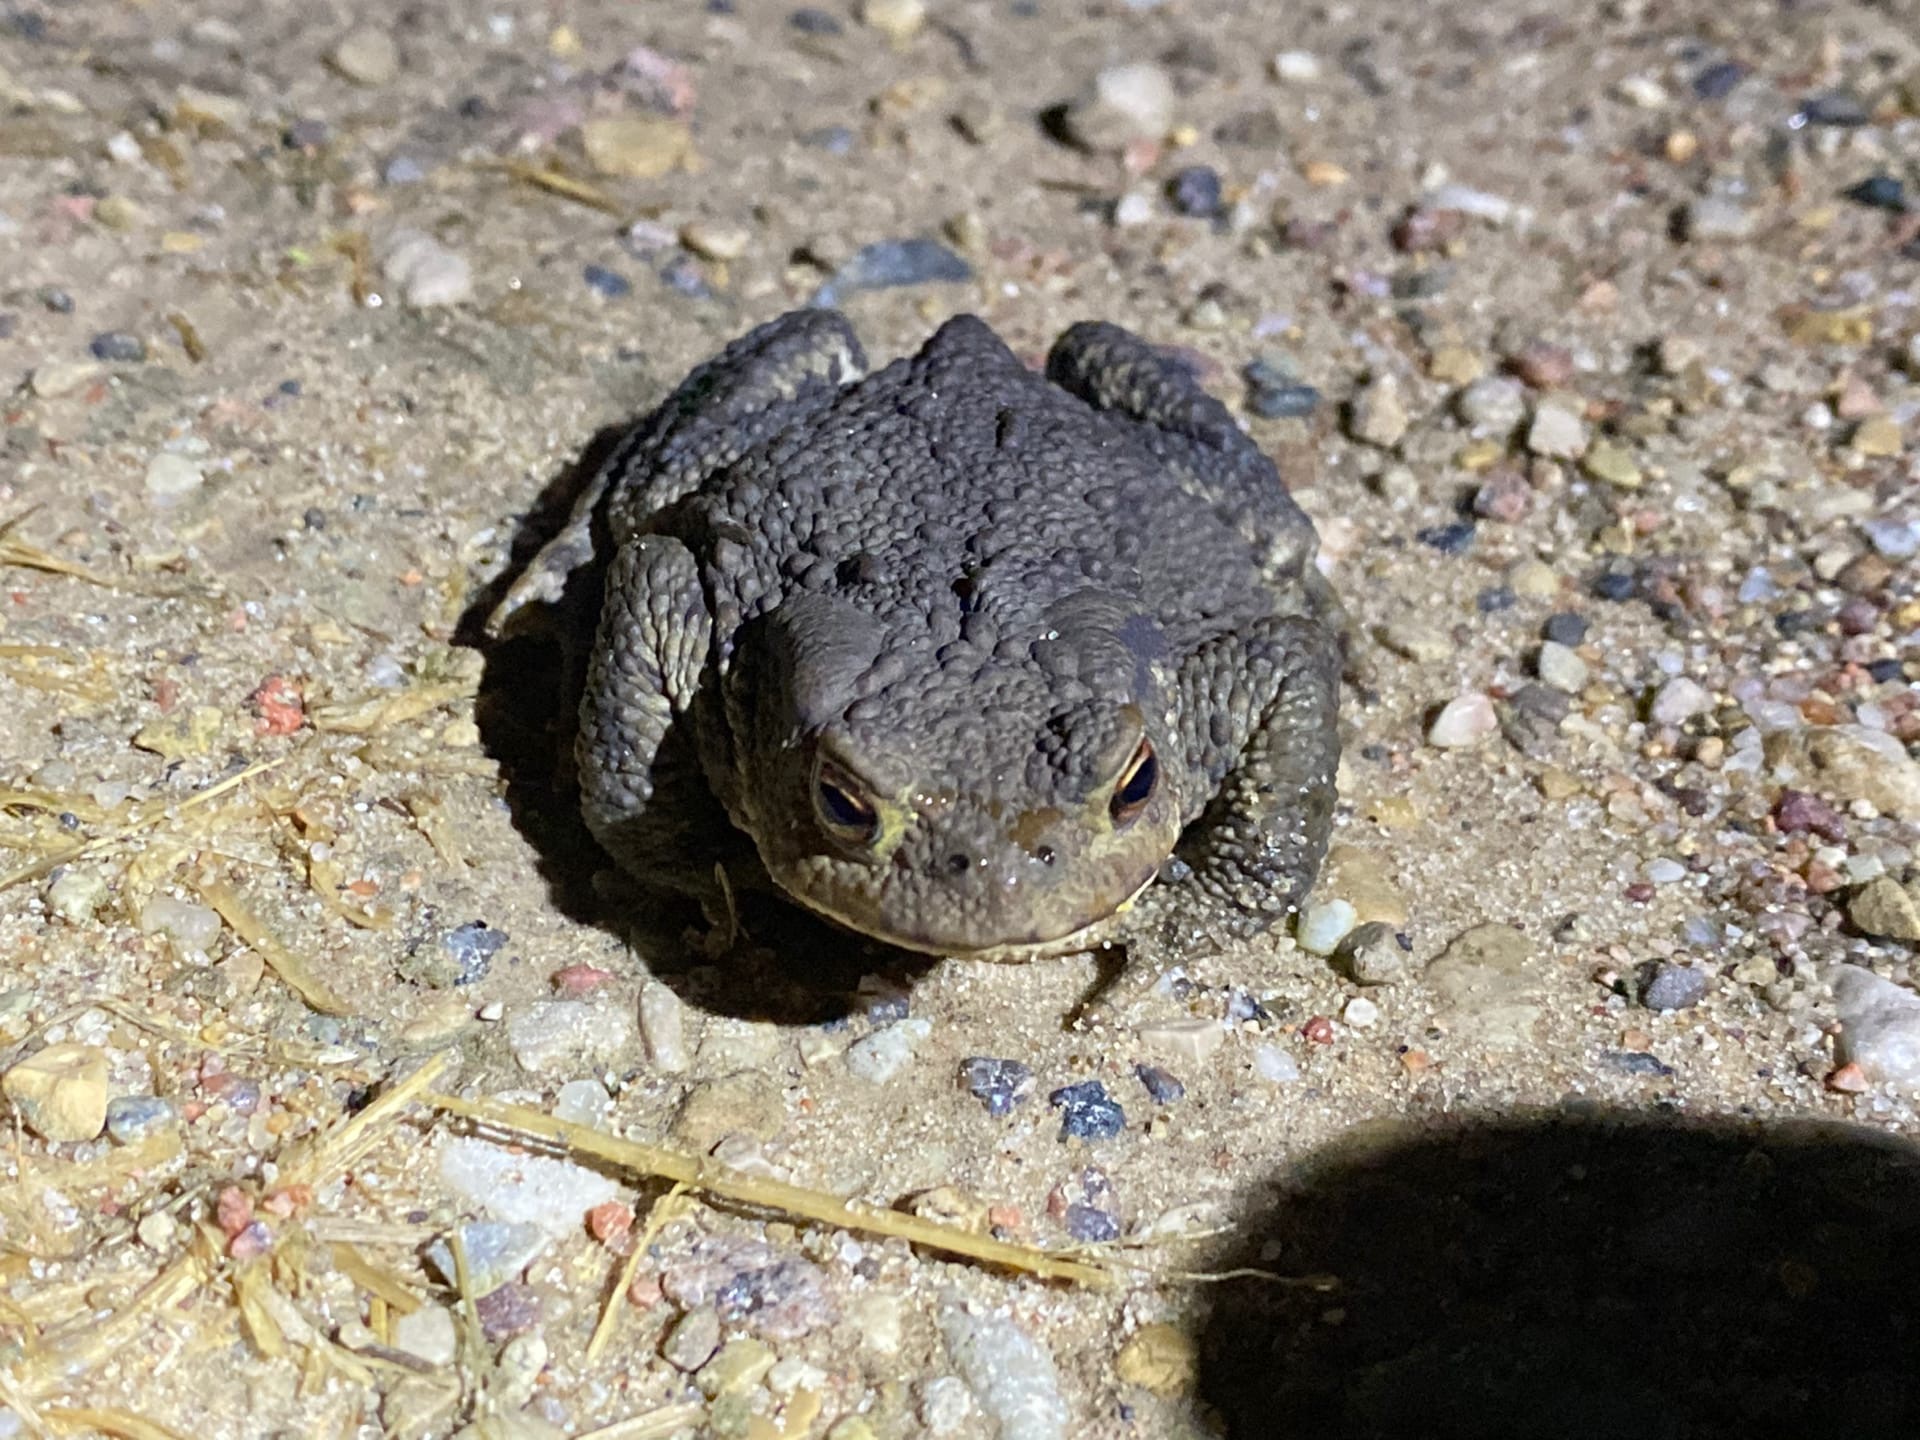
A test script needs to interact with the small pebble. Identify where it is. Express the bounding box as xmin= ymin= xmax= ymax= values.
xmin=845 ymin=1018 xmax=931 ymax=1083
xmin=1526 ymin=401 xmax=1588 ymax=458
xmin=435 ymin=920 xmax=506 ymax=986
xmin=30 ymin=359 xmax=103 ymax=397
xmin=1833 ymin=965 xmax=1920 ymax=1088
xmin=144 ymin=452 xmax=205 ymax=502
xmin=378 ymin=228 xmax=474 ymax=308
xmin=1683 ymin=194 xmax=1756 ymax=241
xmin=1064 ymin=1204 xmax=1120 ymax=1242
xmin=1582 ymin=441 xmax=1642 ymax=489
xmin=1692 ymin=61 xmax=1746 ymax=99
xmin=1644 ymin=858 xmax=1687 ymax=885
xmin=1415 ymin=521 xmax=1475 ymax=554
xmin=105 ymin=1094 xmax=176 ymax=1144
xmin=553 ymin=1078 xmax=611 ymax=1128
xmin=788 ymin=7 xmax=844 ymax=34
xmin=88 ymin=331 xmax=145 ymax=362
xmin=1850 ymin=877 xmax=1920 ymax=942
xmin=1342 ymin=996 xmax=1380 ymax=1029
xmin=680 ymin=221 xmax=751 ymax=260
xmin=940 ymin=1300 xmax=1070 ymax=1440
xmin=1649 ymin=676 xmax=1712 ymax=726
xmin=1252 ymin=1045 xmax=1301 ymax=1084
xmin=1843 ymin=174 xmax=1907 ymax=212
xmin=1543 ymin=611 xmax=1588 ymax=646
xmin=1379 ymin=619 xmax=1452 ymax=663
xmin=581 ymin=264 xmax=631 ymax=298
xmin=138 ymin=895 xmax=222 ymax=955
xmin=1166 ymin=166 xmax=1223 ymax=218
xmin=1640 ymin=961 xmax=1706 ymax=1012
xmin=1271 ymin=50 xmax=1321 ymax=81
xmin=391 ymin=1305 xmax=458 ymax=1368
xmin=1048 ymin=1080 xmax=1126 ymax=1141
xmin=2 ymin=1043 xmax=109 ymax=1142
xmin=1427 ymin=692 xmax=1498 ymax=748
xmin=330 ymin=27 xmax=401 ymax=86
xmin=1536 ymin=641 xmax=1588 ymax=692
xmin=382 ymin=155 xmax=425 ymax=185
xmin=1348 ymin=375 xmax=1409 ymax=449
xmin=1295 ymin=898 xmax=1358 ymax=956
xmin=1335 ymin=922 xmax=1409 ymax=986
xmin=1133 ymin=1063 xmax=1184 ymax=1104
xmin=665 ymin=1306 xmax=724 ymax=1371
xmin=1137 ymin=1017 xmax=1224 ymax=1065
xmin=1063 ymin=62 xmax=1175 ymax=150
xmin=506 ymin=1000 xmax=634 ymax=1076
xmin=1508 ymin=559 xmax=1560 ymax=599
xmin=961 ymin=1056 xmax=1034 ymax=1117
xmin=813 ymin=239 xmax=970 ymax=306
xmin=640 ymin=980 xmax=692 ymax=1073
xmin=46 ymin=868 xmax=108 ymax=923
xmin=859 ymin=0 xmax=926 ymax=42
